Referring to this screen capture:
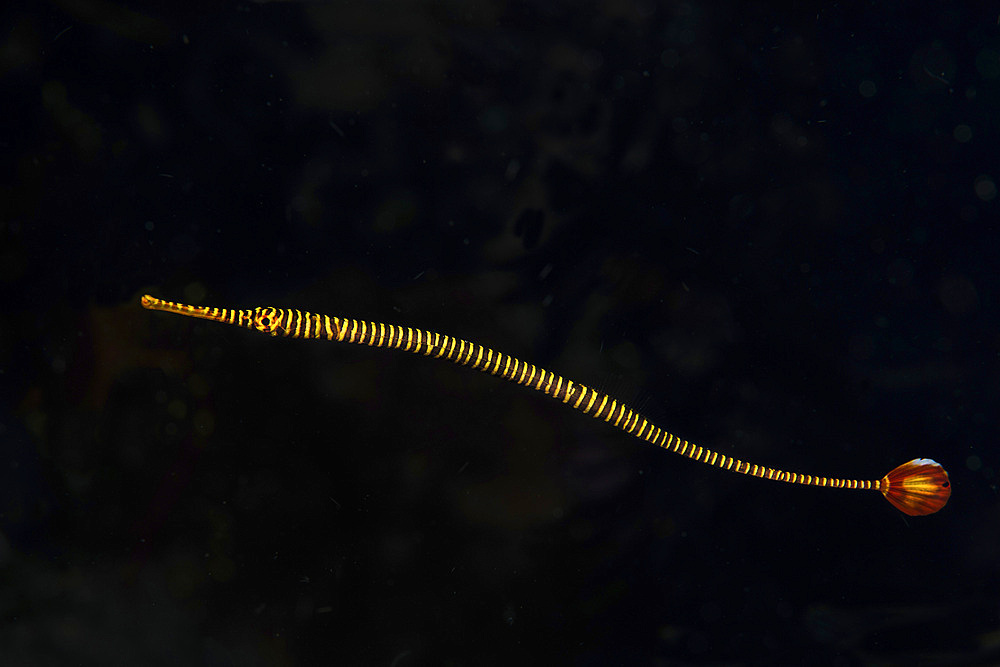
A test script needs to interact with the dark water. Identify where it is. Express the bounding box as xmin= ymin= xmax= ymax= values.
xmin=3 ymin=2 xmax=997 ymax=664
